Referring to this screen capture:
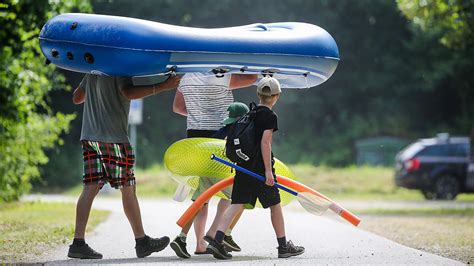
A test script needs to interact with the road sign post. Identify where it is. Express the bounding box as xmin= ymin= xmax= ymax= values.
xmin=128 ymin=99 xmax=143 ymax=153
